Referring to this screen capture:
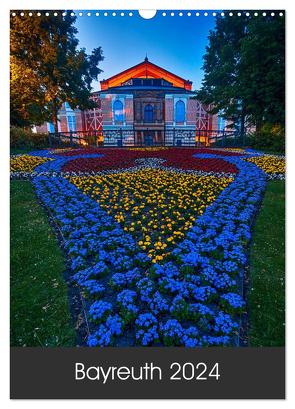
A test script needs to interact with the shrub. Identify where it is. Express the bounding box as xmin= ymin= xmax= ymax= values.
xmin=212 ymin=135 xmax=247 ymax=148
xmin=247 ymin=124 xmax=285 ymax=153
xmin=10 ymin=127 xmax=49 ymax=149
xmin=212 ymin=123 xmax=285 ymax=153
